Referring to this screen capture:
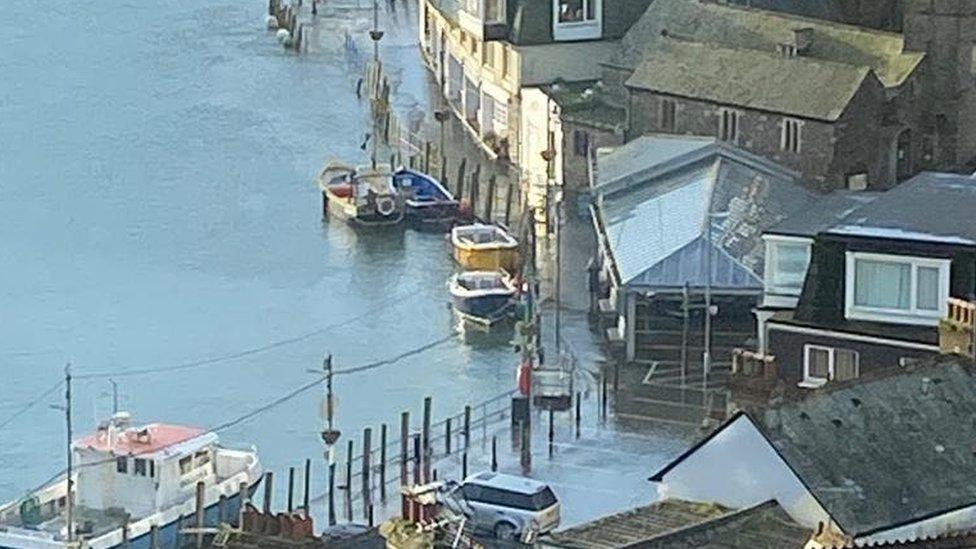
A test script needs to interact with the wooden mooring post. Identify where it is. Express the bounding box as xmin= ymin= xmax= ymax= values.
xmin=303 ymin=458 xmax=311 ymax=516
xmin=445 ymin=418 xmax=452 ymax=455
xmin=491 ymin=435 xmax=498 ymax=472
xmin=195 ymin=482 xmax=205 ymax=549
xmin=485 ymin=175 xmax=496 ymax=221
xmin=399 ymin=411 xmax=409 ymax=485
xmin=422 ymin=396 xmax=432 ymax=483
xmin=345 ymin=440 xmax=353 ymax=522
xmin=262 ymin=471 xmax=273 ymax=513
xmin=504 ymin=178 xmax=515 ymax=226
xmin=575 ymin=392 xmax=582 ymax=439
xmin=412 ymin=433 xmax=422 ymax=484
xmin=463 ymin=405 xmax=471 ymax=451
xmin=287 ymin=466 xmax=295 ymax=513
xmin=362 ymin=427 xmax=372 ymax=520
xmin=455 ymin=158 xmax=467 ymax=202
xmin=380 ymin=423 xmax=388 ymax=502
